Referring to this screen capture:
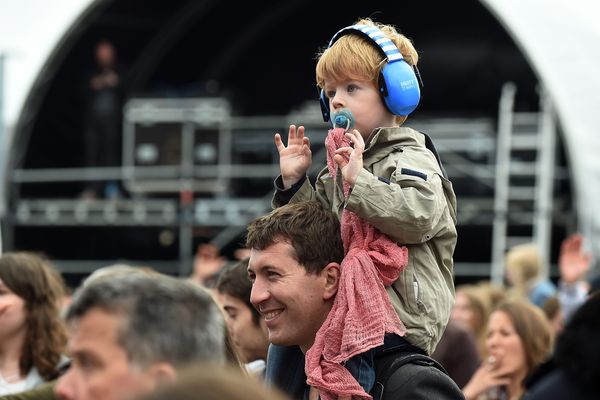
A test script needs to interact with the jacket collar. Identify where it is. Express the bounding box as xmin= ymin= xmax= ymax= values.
xmin=363 ymin=126 xmax=425 ymax=165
